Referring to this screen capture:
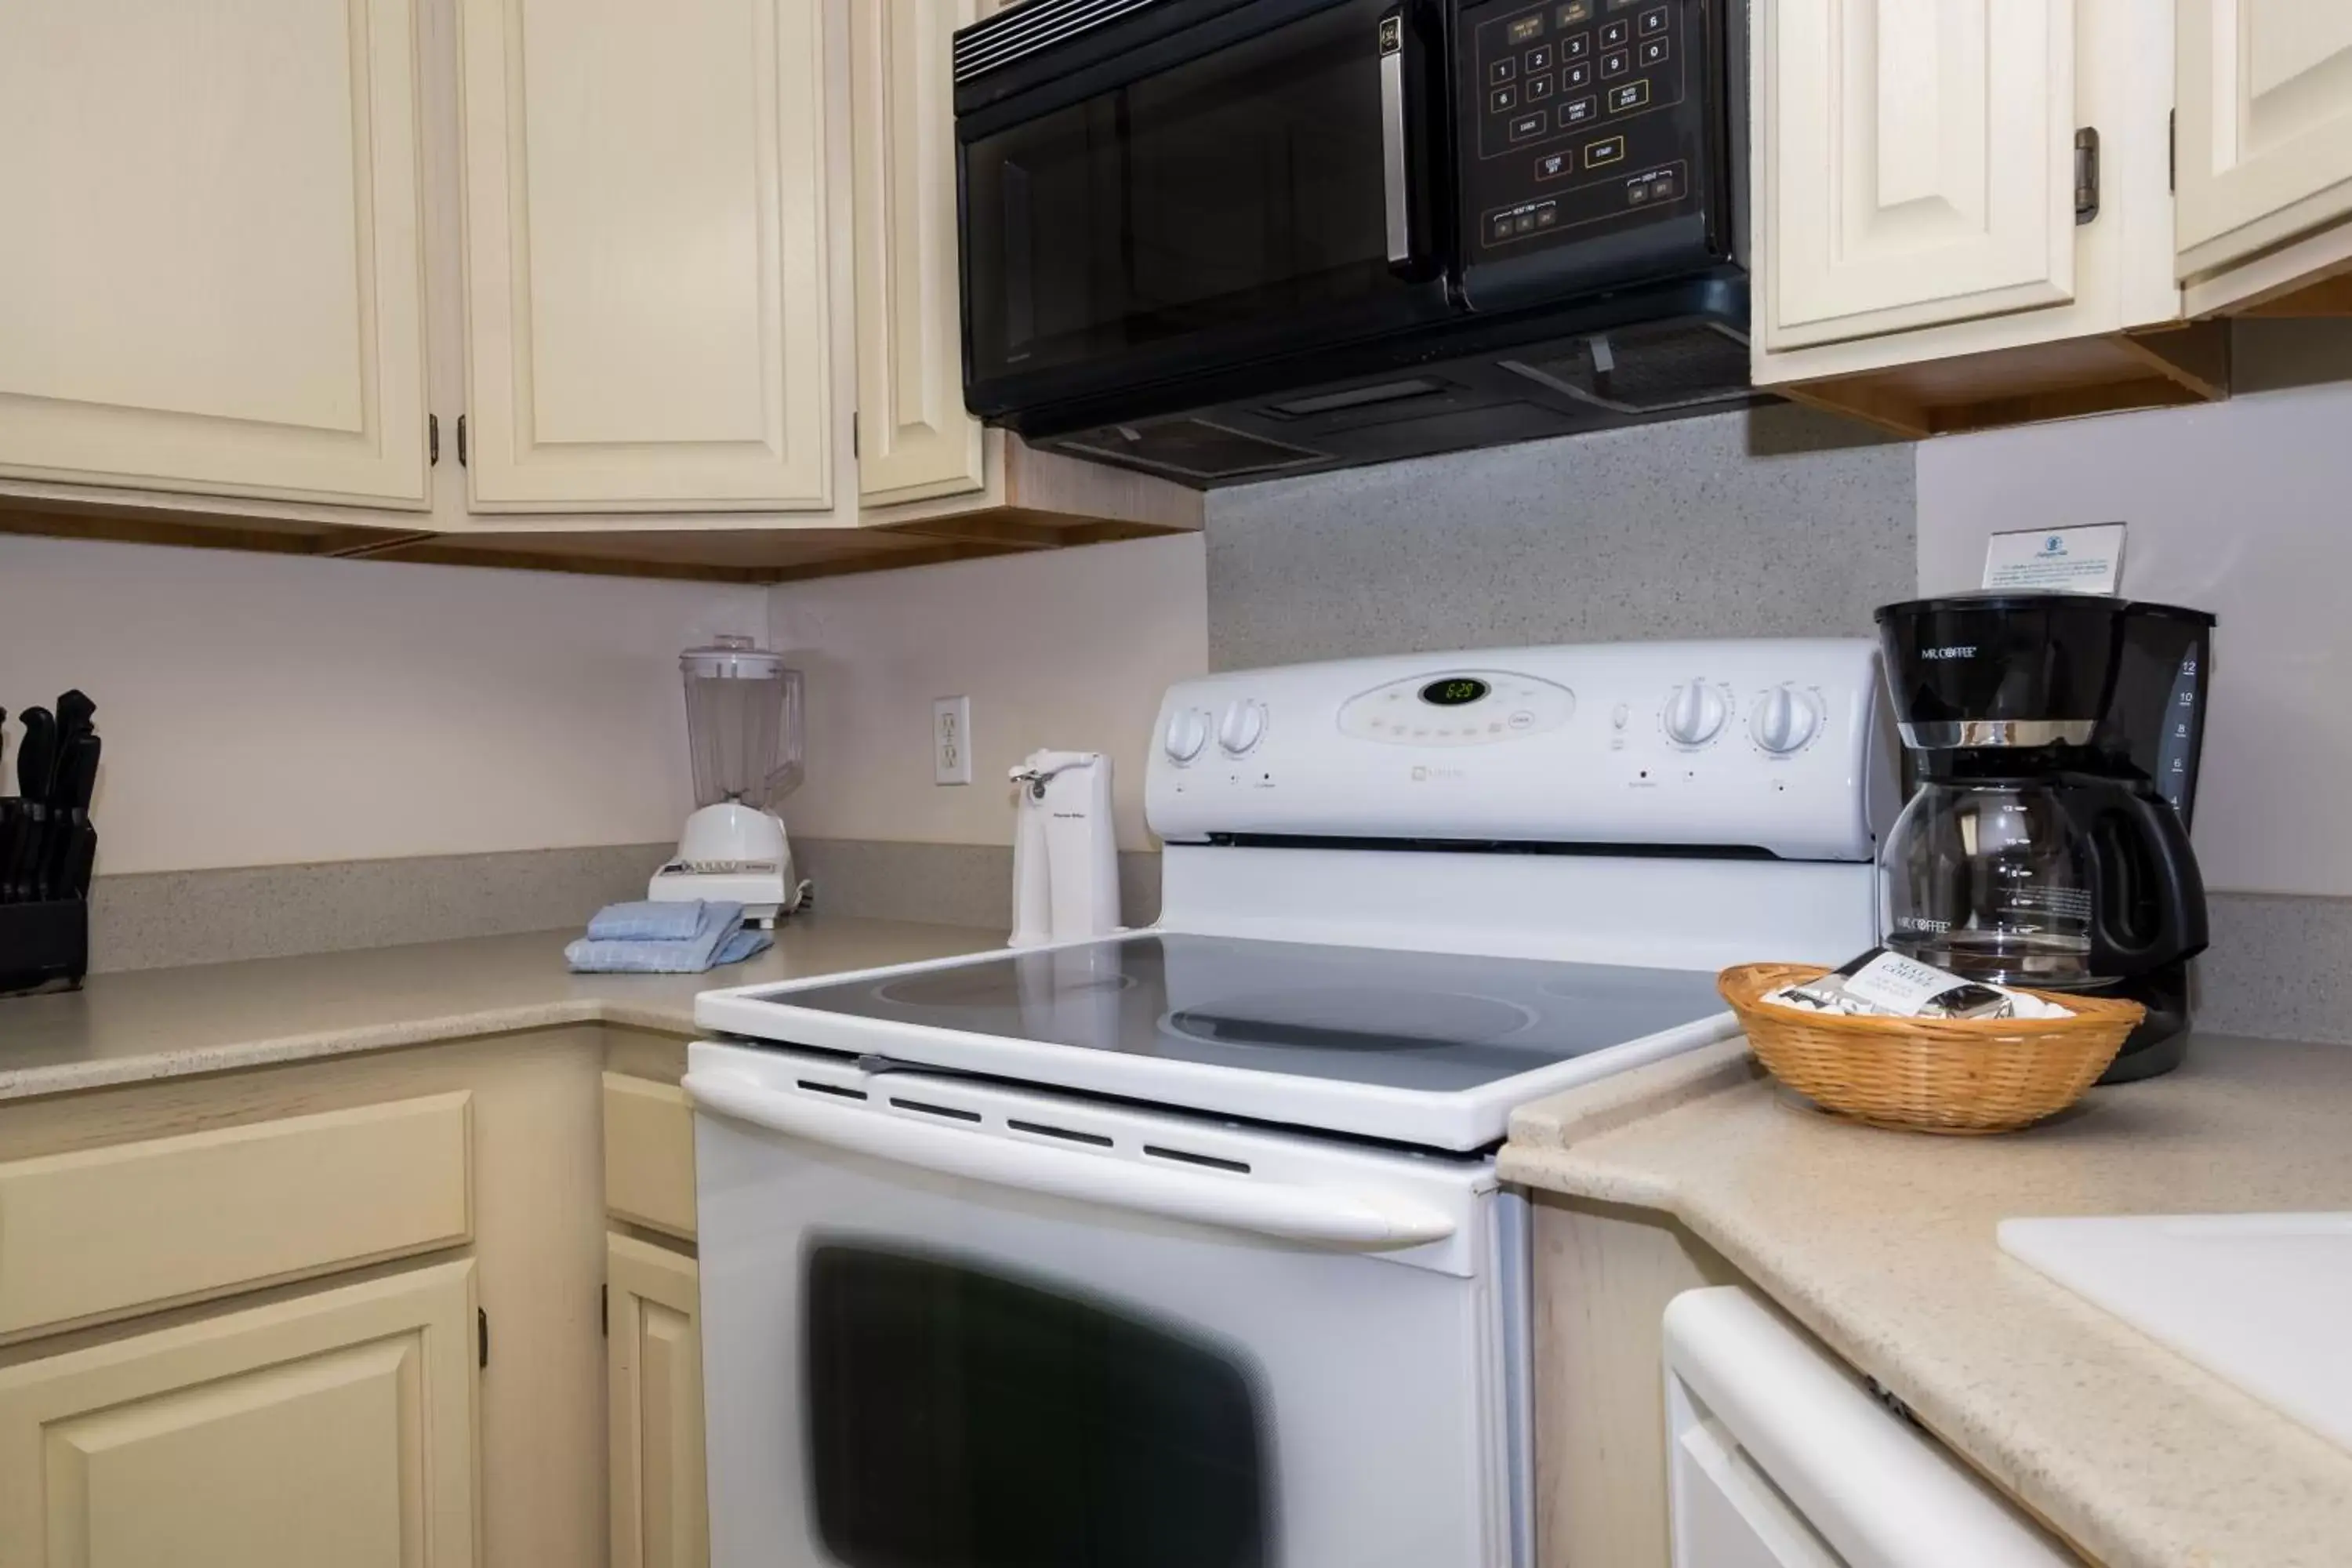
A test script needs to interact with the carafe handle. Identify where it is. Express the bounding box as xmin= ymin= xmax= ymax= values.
xmin=2056 ymin=780 xmax=2209 ymax=975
